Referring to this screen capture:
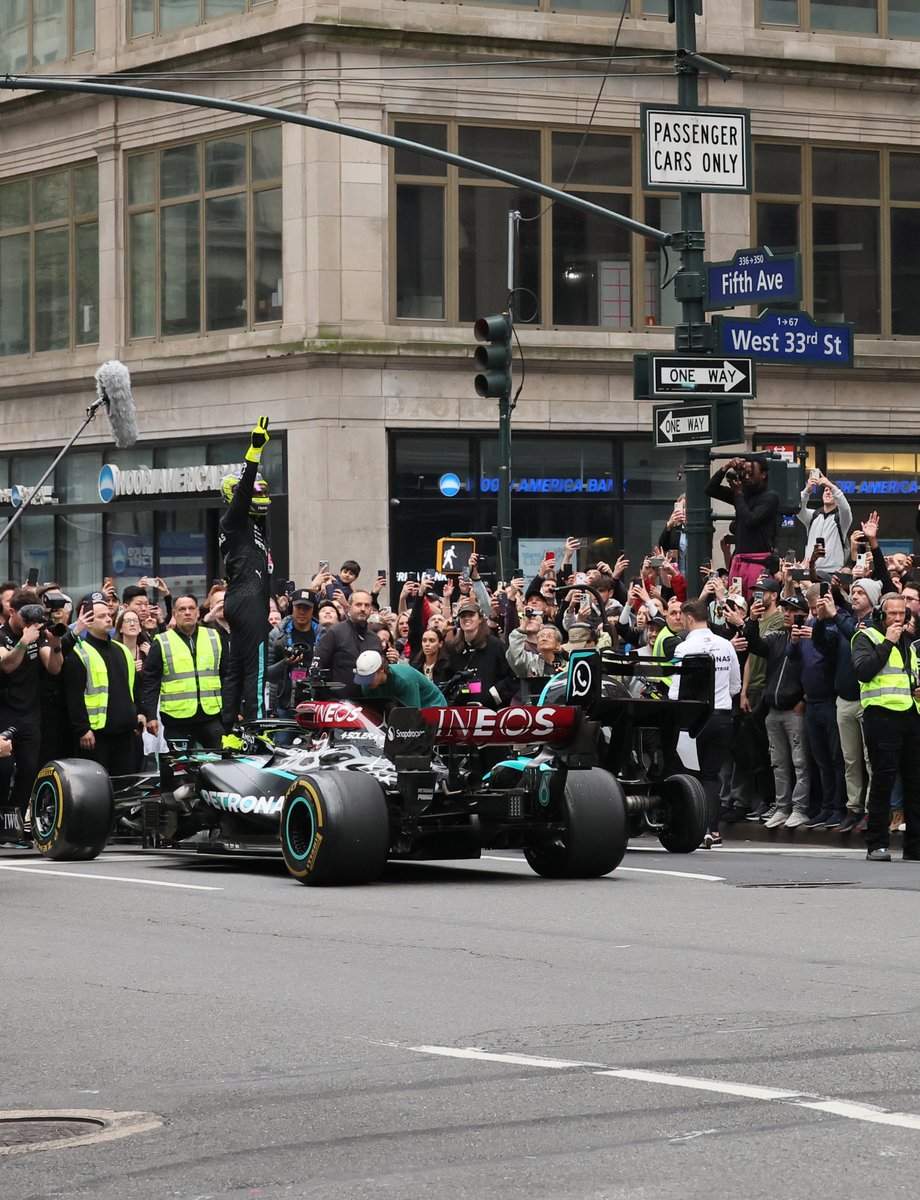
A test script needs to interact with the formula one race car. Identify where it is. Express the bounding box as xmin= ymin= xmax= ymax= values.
xmin=28 ymin=647 xmax=714 ymax=886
